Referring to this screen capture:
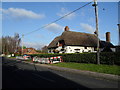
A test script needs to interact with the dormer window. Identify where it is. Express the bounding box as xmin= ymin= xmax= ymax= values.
xmin=58 ymin=40 xmax=65 ymax=47
xmin=85 ymin=46 xmax=87 ymax=49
